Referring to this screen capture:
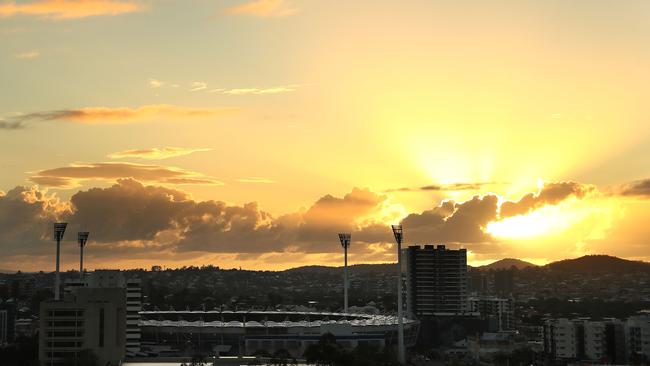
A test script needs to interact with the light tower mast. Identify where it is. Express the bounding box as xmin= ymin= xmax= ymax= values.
xmin=53 ymin=223 xmax=67 ymax=301
xmin=391 ymin=224 xmax=406 ymax=364
xmin=338 ymin=233 xmax=351 ymax=313
xmin=78 ymin=232 xmax=89 ymax=282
